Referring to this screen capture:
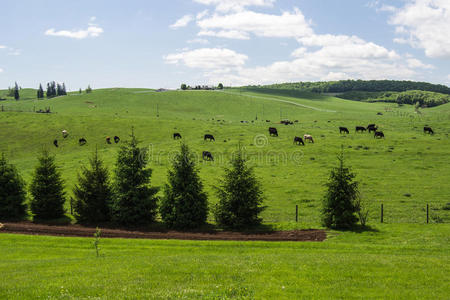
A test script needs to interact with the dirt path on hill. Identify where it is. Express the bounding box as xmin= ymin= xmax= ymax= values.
xmin=0 ymin=222 xmax=326 ymax=242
